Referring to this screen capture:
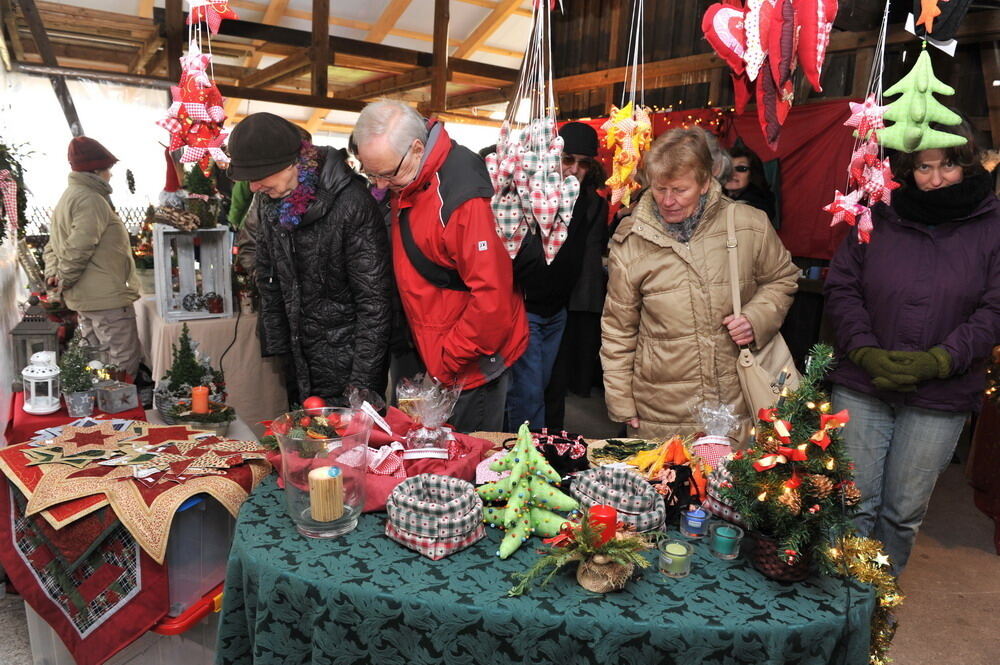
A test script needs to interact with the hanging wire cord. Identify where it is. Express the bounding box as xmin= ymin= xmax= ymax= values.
xmin=621 ymin=0 xmax=645 ymax=109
